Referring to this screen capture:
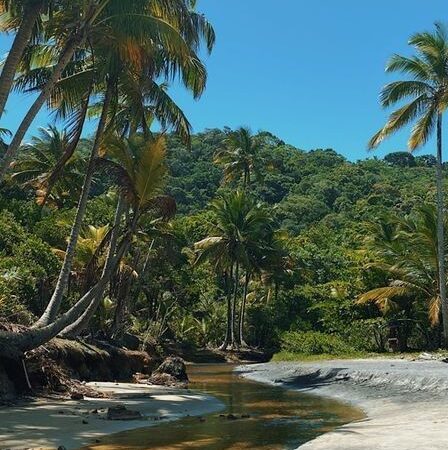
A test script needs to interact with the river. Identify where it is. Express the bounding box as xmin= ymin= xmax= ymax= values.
xmin=87 ymin=364 xmax=363 ymax=449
